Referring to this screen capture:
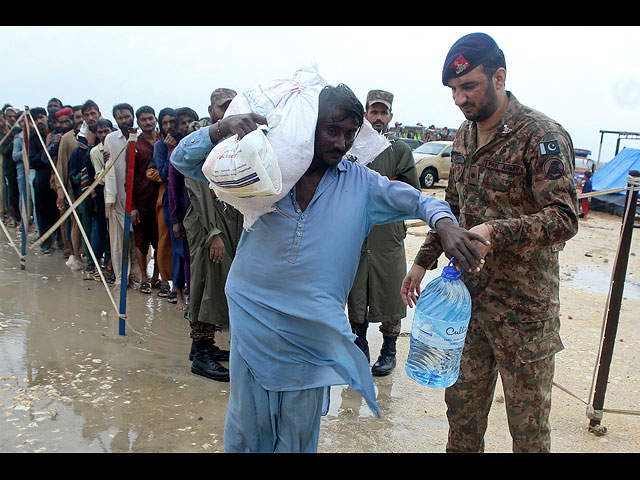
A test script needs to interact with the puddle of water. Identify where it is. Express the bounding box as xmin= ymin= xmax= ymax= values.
xmin=563 ymin=264 xmax=640 ymax=301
